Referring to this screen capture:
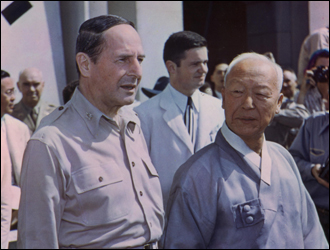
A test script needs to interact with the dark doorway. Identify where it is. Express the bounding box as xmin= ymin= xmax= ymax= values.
xmin=183 ymin=1 xmax=247 ymax=80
